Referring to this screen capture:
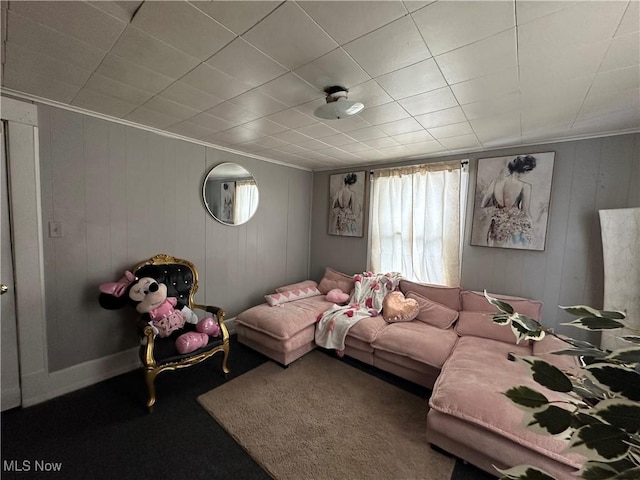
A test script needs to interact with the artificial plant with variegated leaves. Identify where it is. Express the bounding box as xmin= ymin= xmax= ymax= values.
xmin=483 ymin=291 xmax=640 ymax=480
